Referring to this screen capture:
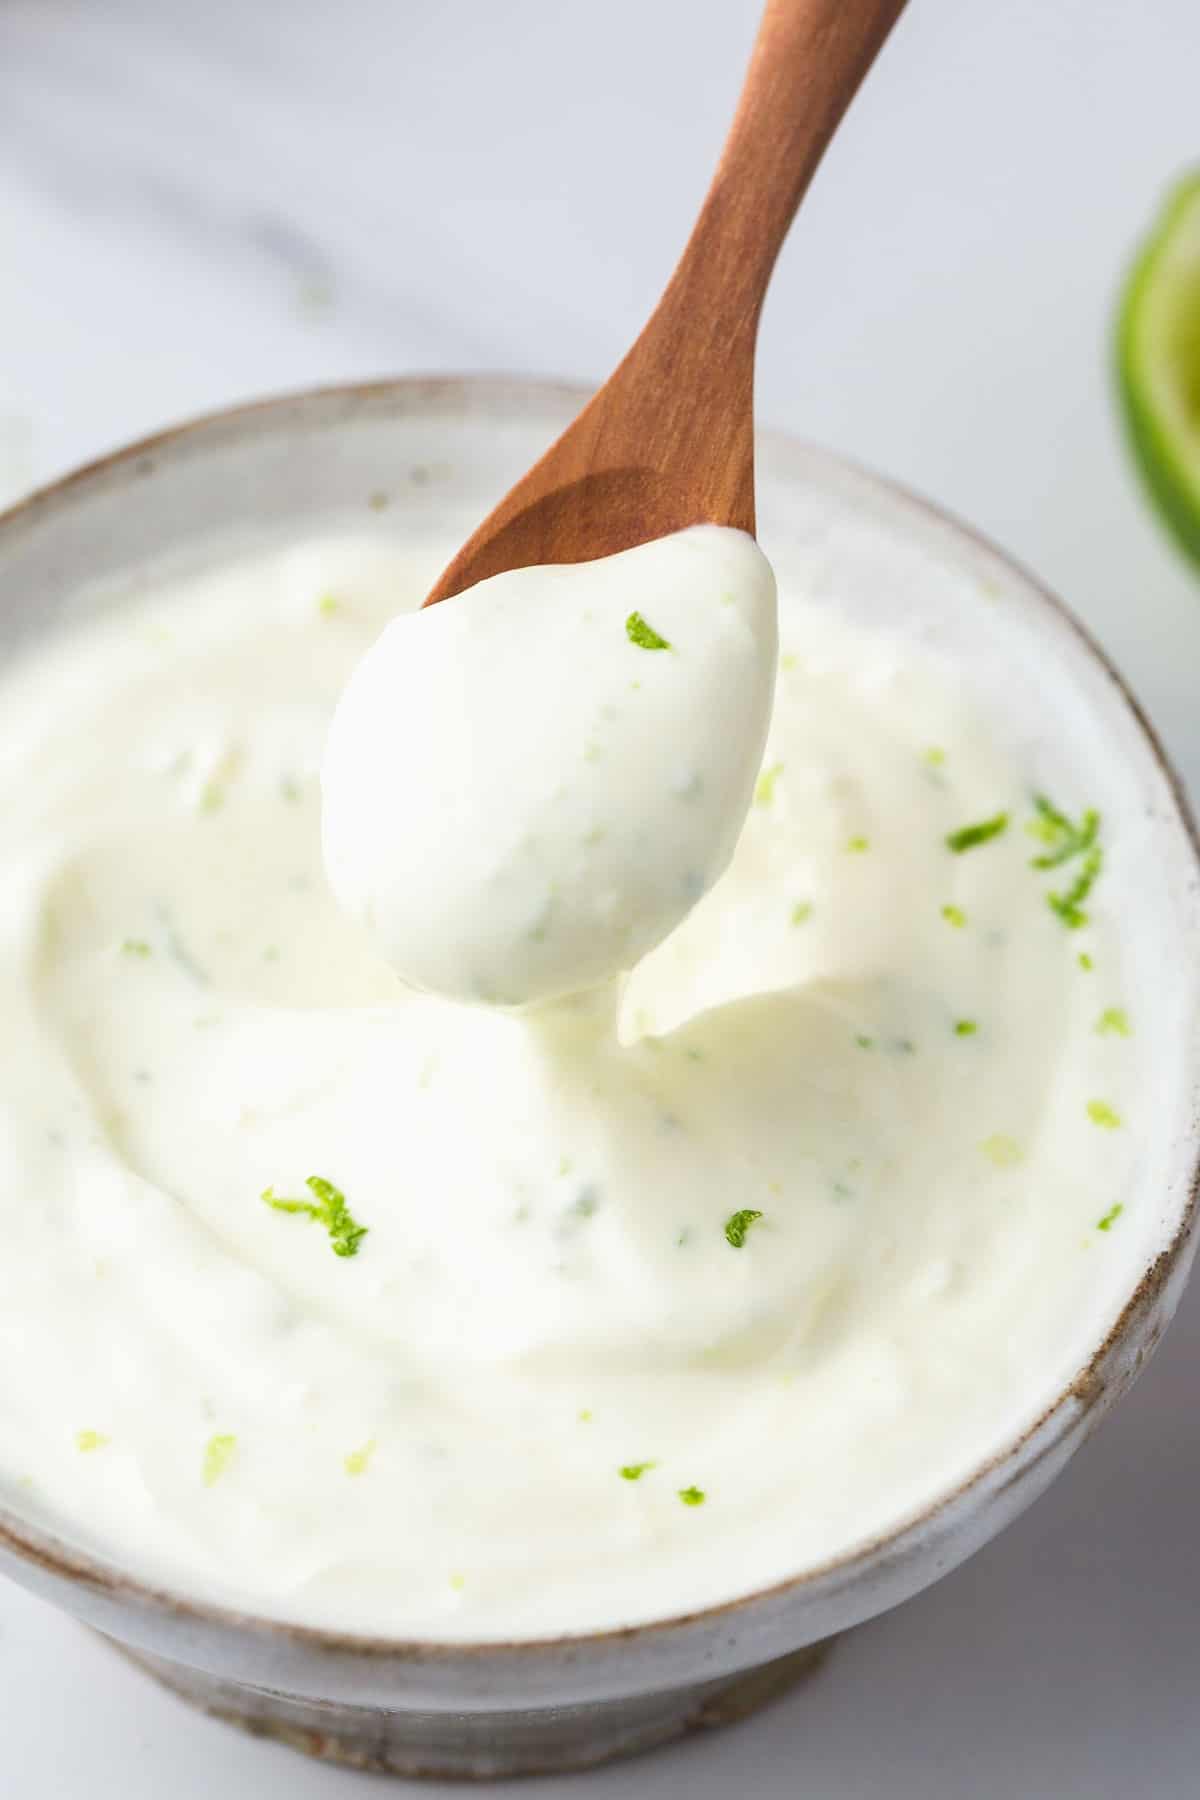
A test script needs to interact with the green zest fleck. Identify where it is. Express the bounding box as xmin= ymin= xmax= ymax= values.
xmin=619 ymin=1461 xmax=656 ymax=1481
xmin=854 ymin=1034 xmax=875 ymax=1050
xmin=724 ymin=1208 xmax=763 ymax=1248
xmin=1087 ymin=1099 xmax=1122 ymax=1130
xmin=678 ymin=1485 xmax=706 ymax=1507
xmin=1048 ymin=847 xmax=1103 ymax=930
xmin=121 ymin=939 xmax=151 ymax=959
xmin=203 ymin=1434 xmax=237 ymax=1488
xmin=946 ymin=812 xmax=1009 ymax=854
xmin=625 ymin=611 xmax=671 ymax=651
xmin=755 ymin=762 xmax=783 ymax=807
xmin=941 ymin=903 xmax=967 ymax=929
xmin=344 ymin=1439 xmax=376 ymax=1477
xmin=317 ymin=592 xmax=341 ymax=618
xmin=261 ymin=1175 xmax=368 ymax=1258
xmin=1096 ymin=1007 xmax=1132 ymax=1037
xmin=1028 ymin=794 xmax=1100 ymax=867
xmin=790 ymin=900 xmax=813 ymax=925
xmin=924 ymin=746 xmax=946 ymax=767
xmin=846 ymin=835 xmax=870 ymax=853
xmin=199 ymin=778 xmax=226 ymax=815
xmin=1027 ymin=795 xmax=1105 ymax=930
xmin=449 ymin=1572 xmax=467 ymax=1591
xmin=954 ymin=1019 xmax=978 ymax=1037
xmin=980 ymin=1133 xmax=1022 ymax=1168
xmin=578 ymin=1409 xmax=593 ymax=1423
xmin=1097 ymin=1202 xmax=1125 ymax=1232
xmin=75 ymin=1430 xmax=108 ymax=1453
xmin=1078 ymin=952 xmax=1094 ymax=971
